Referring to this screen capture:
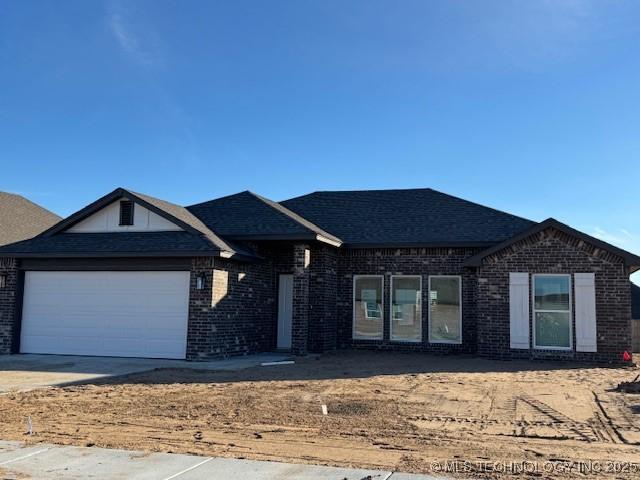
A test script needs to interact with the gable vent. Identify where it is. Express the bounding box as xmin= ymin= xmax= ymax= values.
xmin=119 ymin=200 xmax=135 ymax=226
